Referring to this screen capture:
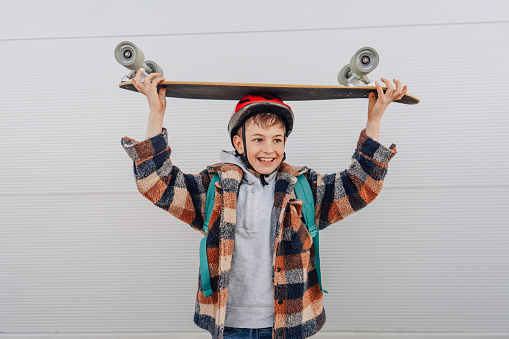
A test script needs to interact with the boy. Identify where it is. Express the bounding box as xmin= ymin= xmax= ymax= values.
xmin=121 ymin=69 xmax=407 ymax=338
